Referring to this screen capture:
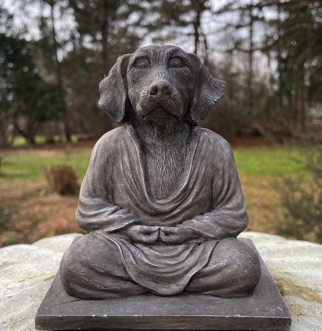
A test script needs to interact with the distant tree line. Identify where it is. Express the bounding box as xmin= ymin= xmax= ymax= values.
xmin=0 ymin=0 xmax=321 ymax=146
